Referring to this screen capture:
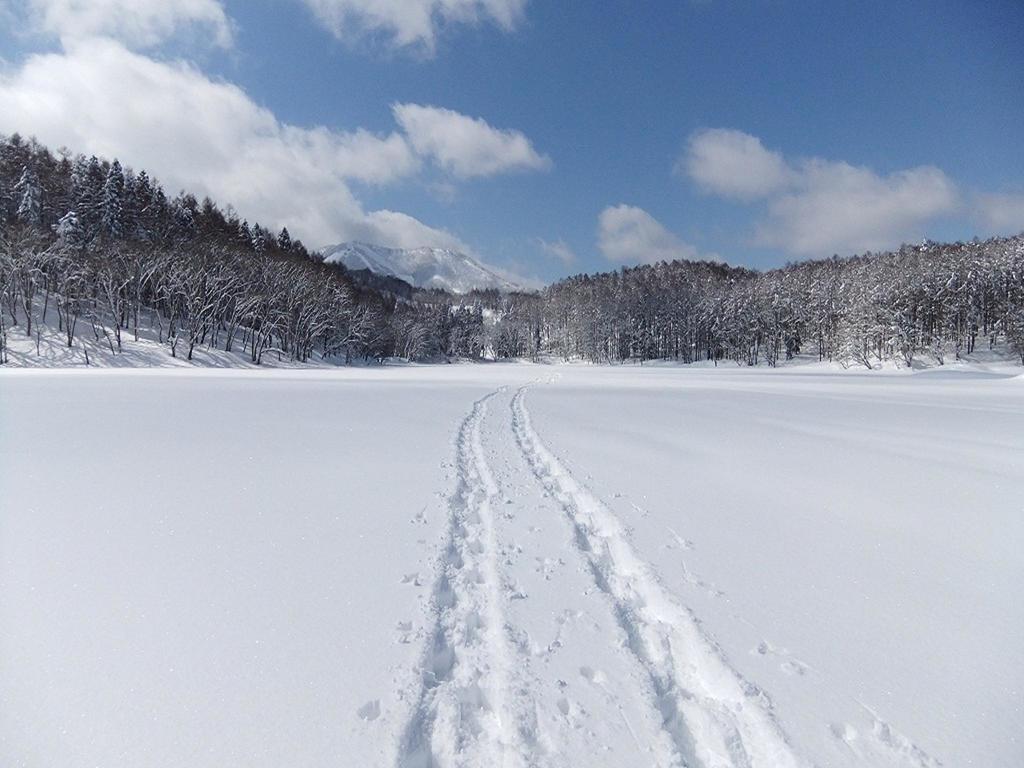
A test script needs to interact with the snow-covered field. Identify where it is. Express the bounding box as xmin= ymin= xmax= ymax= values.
xmin=1 ymin=364 xmax=1021 ymax=767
